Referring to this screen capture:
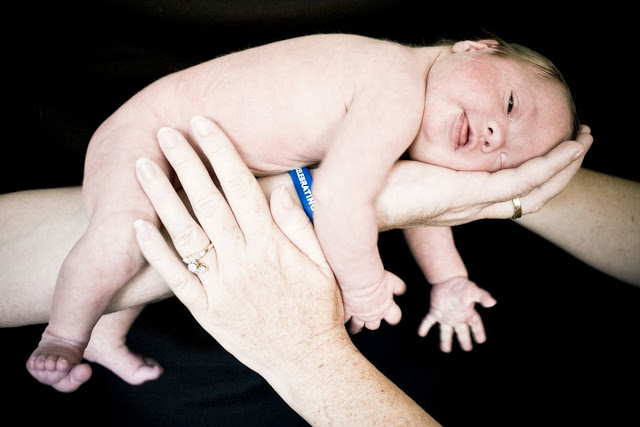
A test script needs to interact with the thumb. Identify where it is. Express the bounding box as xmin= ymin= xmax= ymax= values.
xmin=270 ymin=185 xmax=331 ymax=276
xmin=478 ymin=289 xmax=497 ymax=308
